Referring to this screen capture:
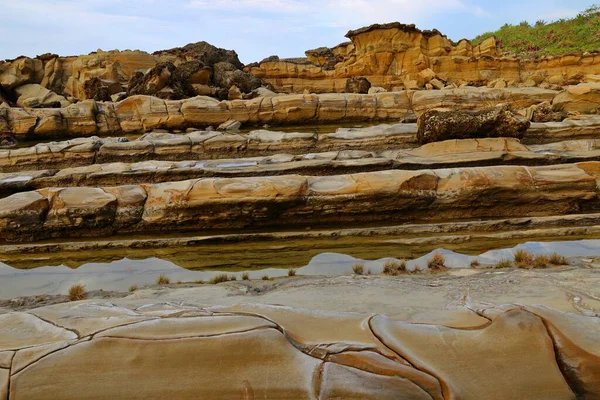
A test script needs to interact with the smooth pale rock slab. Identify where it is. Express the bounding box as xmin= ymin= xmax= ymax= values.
xmin=0 ymin=351 xmax=13 ymax=368
xmin=215 ymin=304 xmax=392 ymax=358
xmin=371 ymin=309 xmax=575 ymax=400
xmin=30 ymin=302 xmax=151 ymax=337
xmin=11 ymin=340 xmax=73 ymax=375
xmin=10 ymin=329 xmax=320 ymax=400
xmin=0 ymin=313 xmax=77 ymax=351
xmin=1 ymin=368 xmax=7 ymax=400
xmin=319 ymin=362 xmax=432 ymax=400
xmin=96 ymin=315 xmax=275 ymax=340
xmin=327 ymin=351 xmax=444 ymax=400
